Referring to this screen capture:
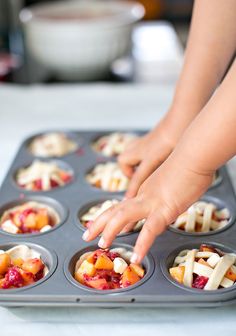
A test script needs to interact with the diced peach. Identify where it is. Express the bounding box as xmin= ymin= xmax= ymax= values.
xmin=94 ymin=180 xmax=101 ymax=188
xmin=0 ymin=253 xmax=11 ymax=275
xmin=25 ymin=213 xmax=37 ymax=229
xmin=75 ymin=260 xmax=96 ymax=283
xmin=94 ymin=254 xmax=114 ymax=270
xmin=85 ymin=252 xmax=95 ymax=264
xmin=169 ymin=266 xmax=185 ymax=284
xmin=130 ymin=264 xmax=145 ymax=278
xmin=198 ymin=258 xmax=210 ymax=267
xmin=121 ymin=266 xmax=140 ymax=287
xmin=225 ymin=268 xmax=236 ymax=282
xmin=199 ymin=244 xmax=216 ymax=253
xmin=22 ymin=258 xmax=44 ymax=275
xmin=0 ymin=278 xmax=5 ymax=289
xmin=12 ymin=258 xmax=24 ymax=267
xmin=86 ymin=278 xmax=109 ymax=290
xmin=19 ymin=269 xmax=35 ymax=285
xmin=35 ymin=209 xmax=49 ymax=230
